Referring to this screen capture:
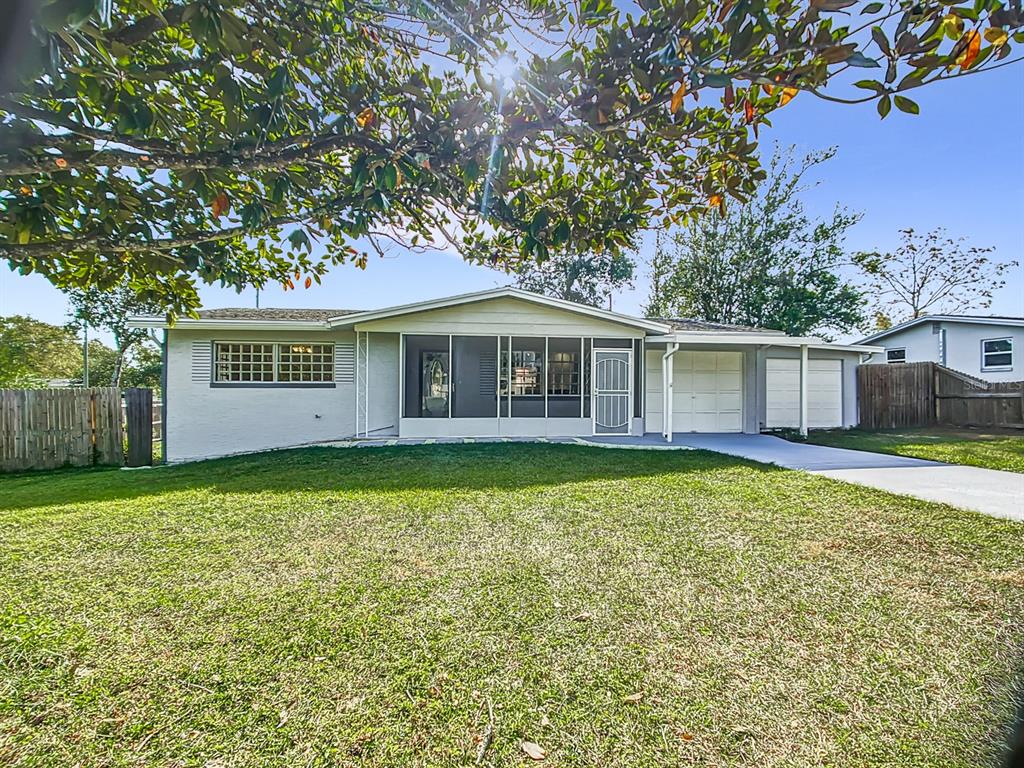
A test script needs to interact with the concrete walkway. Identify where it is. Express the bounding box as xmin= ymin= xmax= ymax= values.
xmin=663 ymin=433 xmax=1024 ymax=522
